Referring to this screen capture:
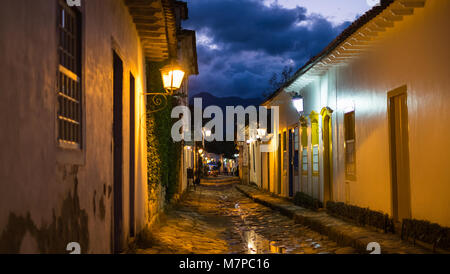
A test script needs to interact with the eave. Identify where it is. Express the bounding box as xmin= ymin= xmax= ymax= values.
xmin=124 ymin=0 xmax=178 ymax=62
xmin=284 ymin=0 xmax=426 ymax=93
